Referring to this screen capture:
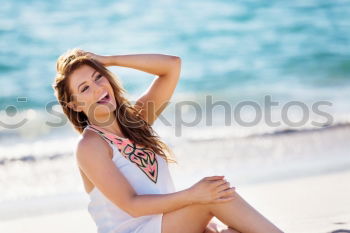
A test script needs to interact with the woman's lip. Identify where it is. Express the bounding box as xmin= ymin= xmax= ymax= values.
xmin=97 ymin=94 xmax=111 ymax=104
xmin=97 ymin=92 xmax=108 ymax=102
